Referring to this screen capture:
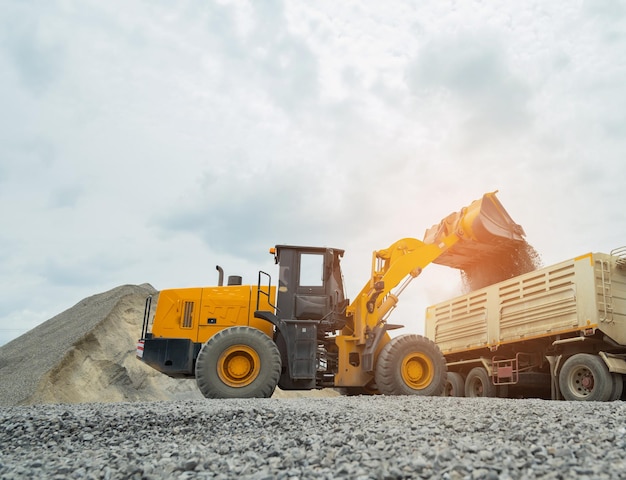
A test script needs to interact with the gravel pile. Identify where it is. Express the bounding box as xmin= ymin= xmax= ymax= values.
xmin=2 ymin=395 xmax=625 ymax=479
xmin=0 ymin=284 xmax=205 ymax=406
xmin=0 ymin=284 xmax=156 ymax=405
